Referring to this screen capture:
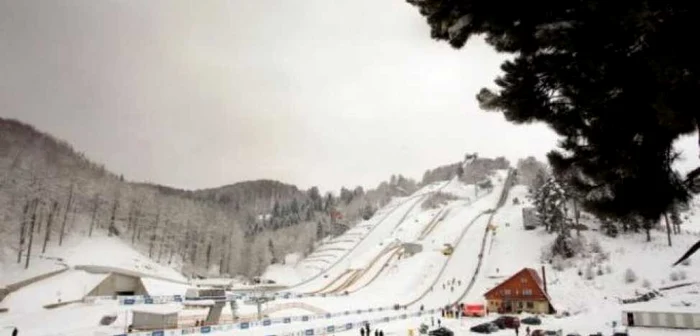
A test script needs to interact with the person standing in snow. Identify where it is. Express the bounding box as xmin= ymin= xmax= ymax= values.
xmin=515 ymin=325 xmax=520 ymax=335
xmin=437 ymin=319 xmax=441 ymax=327
xmin=361 ymin=328 xmax=365 ymax=336
xmin=12 ymin=328 xmax=18 ymax=336
xmin=379 ymin=330 xmax=384 ymax=336
xmin=431 ymin=316 xmax=434 ymax=327
xmin=525 ymin=326 xmax=530 ymax=335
